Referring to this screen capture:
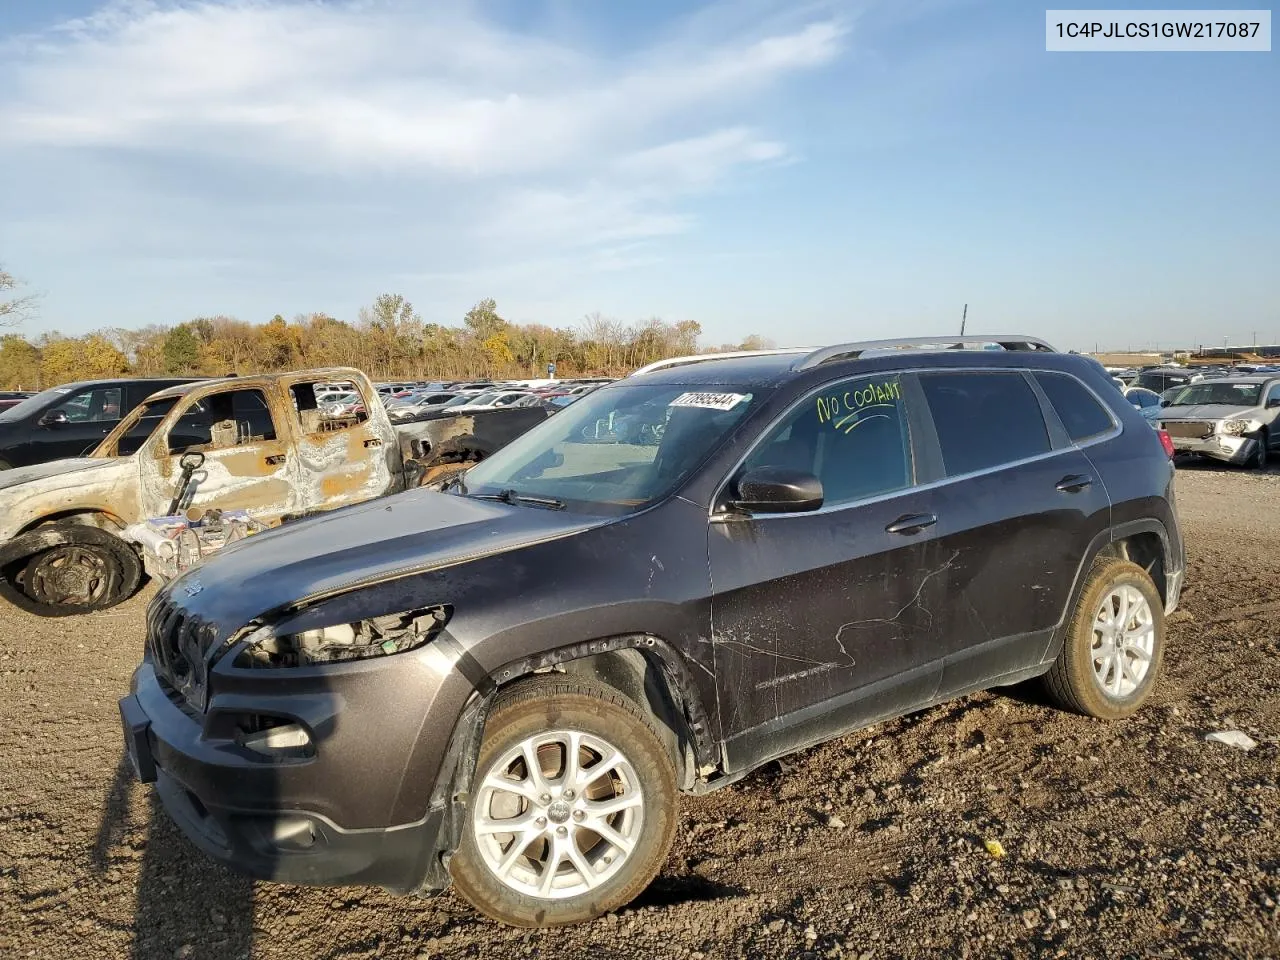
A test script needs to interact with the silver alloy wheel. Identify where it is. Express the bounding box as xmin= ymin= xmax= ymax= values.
xmin=473 ymin=729 xmax=644 ymax=899
xmin=1091 ymin=584 xmax=1155 ymax=698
